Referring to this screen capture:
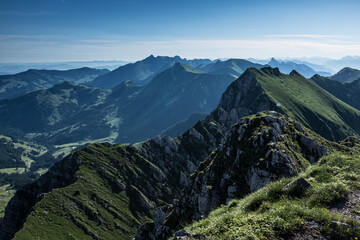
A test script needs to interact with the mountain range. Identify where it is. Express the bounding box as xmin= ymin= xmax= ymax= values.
xmin=0 ymin=61 xmax=128 ymax=75
xmin=1 ymin=65 xmax=360 ymax=239
xmin=0 ymin=67 xmax=109 ymax=99
xmin=312 ymin=74 xmax=360 ymax=111
xmin=1 ymin=55 xmax=360 ymax=239
xmin=89 ymin=55 xmax=214 ymax=88
xmin=0 ymin=63 xmax=234 ymax=145
xmin=267 ymin=58 xmax=331 ymax=78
